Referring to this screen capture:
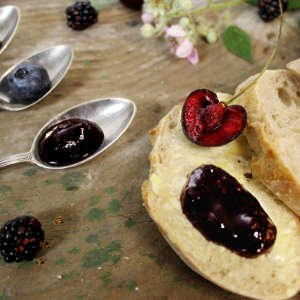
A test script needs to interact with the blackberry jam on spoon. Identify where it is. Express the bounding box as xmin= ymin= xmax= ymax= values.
xmin=0 ymin=45 xmax=73 ymax=111
xmin=0 ymin=98 xmax=136 ymax=169
xmin=0 ymin=6 xmax=20 ymax=55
